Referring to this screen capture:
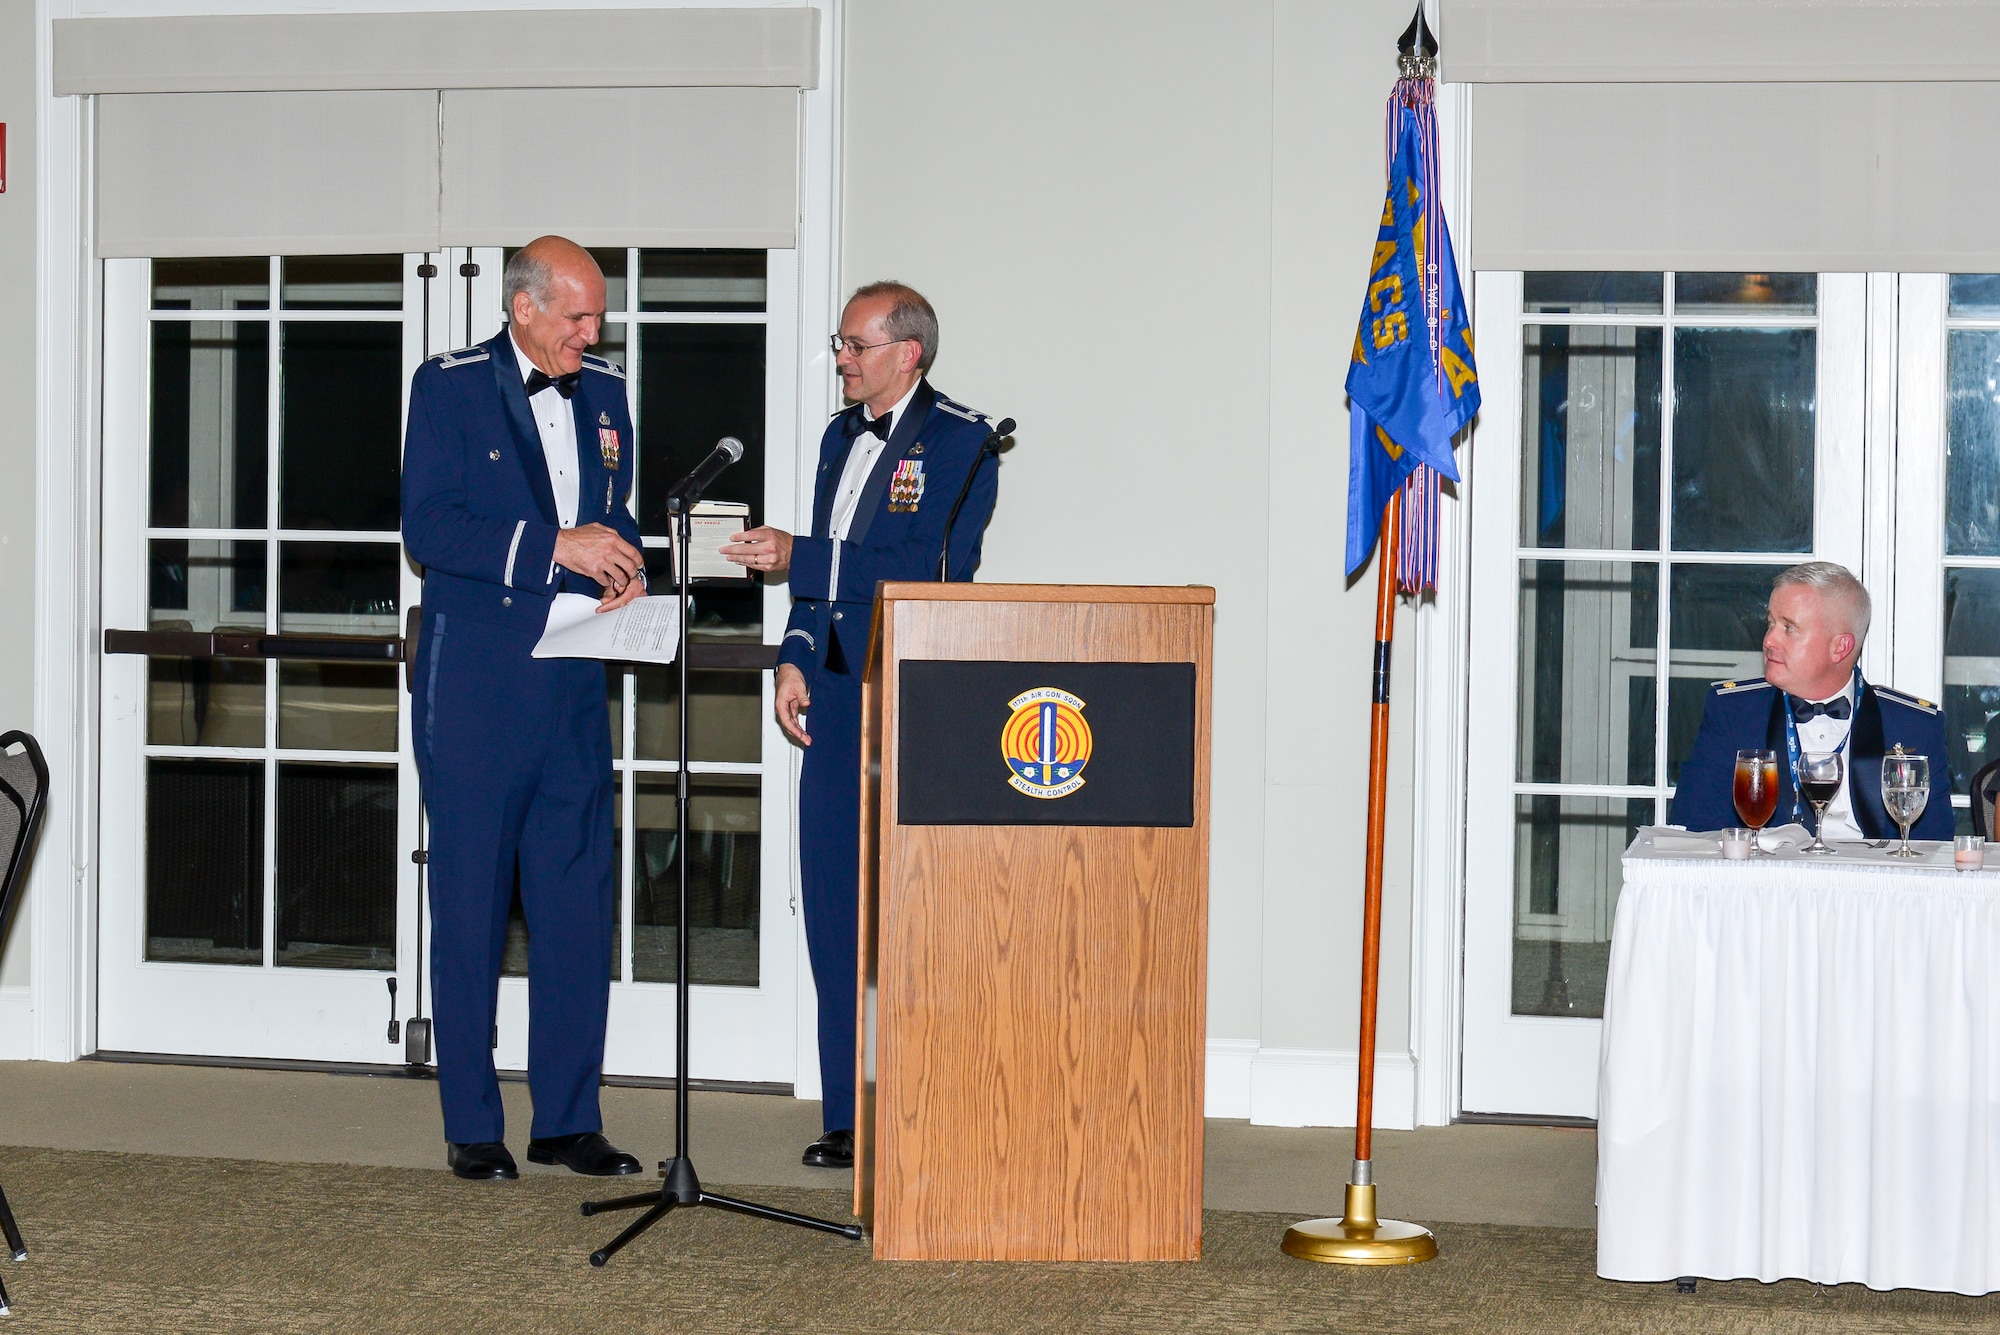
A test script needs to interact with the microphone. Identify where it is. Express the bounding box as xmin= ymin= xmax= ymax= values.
xmin=938 ymin=418 xmax=1014 ymax=581
xmin=665 ymin=436 xmax=745 ymax=513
